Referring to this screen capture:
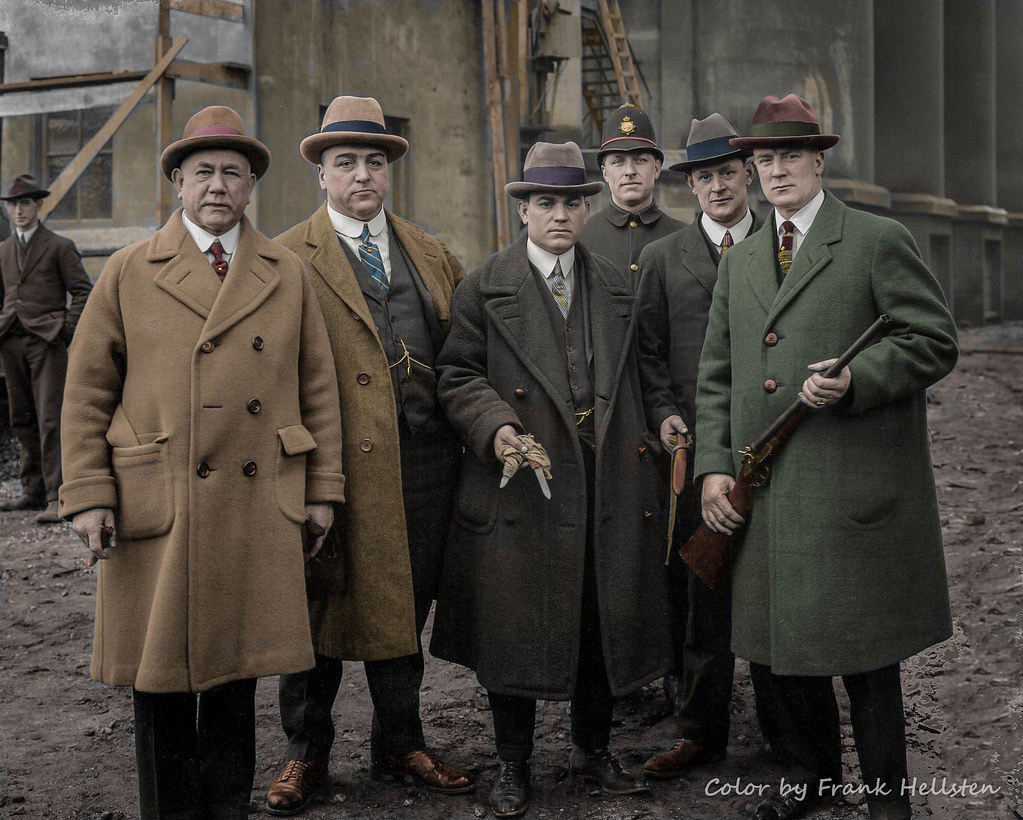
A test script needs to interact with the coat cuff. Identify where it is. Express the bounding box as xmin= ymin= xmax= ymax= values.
xmin=59 ymin=476 xmax=118 ymax=519
xmin=468 ymin=405 xmax=522 ymax=463
xmin=305 ymin=471 xmax=345 ymax=505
